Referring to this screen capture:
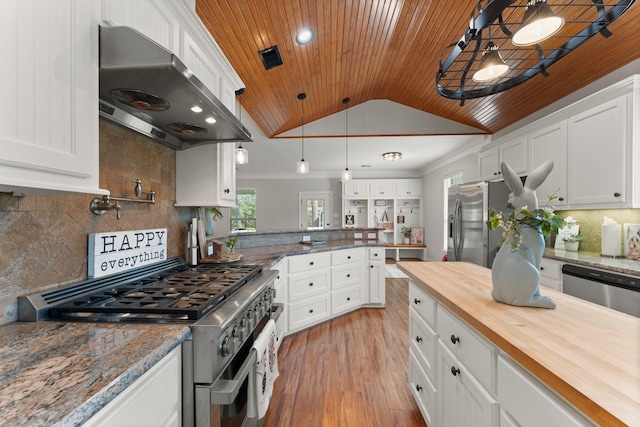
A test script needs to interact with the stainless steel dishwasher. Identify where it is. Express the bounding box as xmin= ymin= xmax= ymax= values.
xmin=562 ymin=264 xmax=640 ymax=318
